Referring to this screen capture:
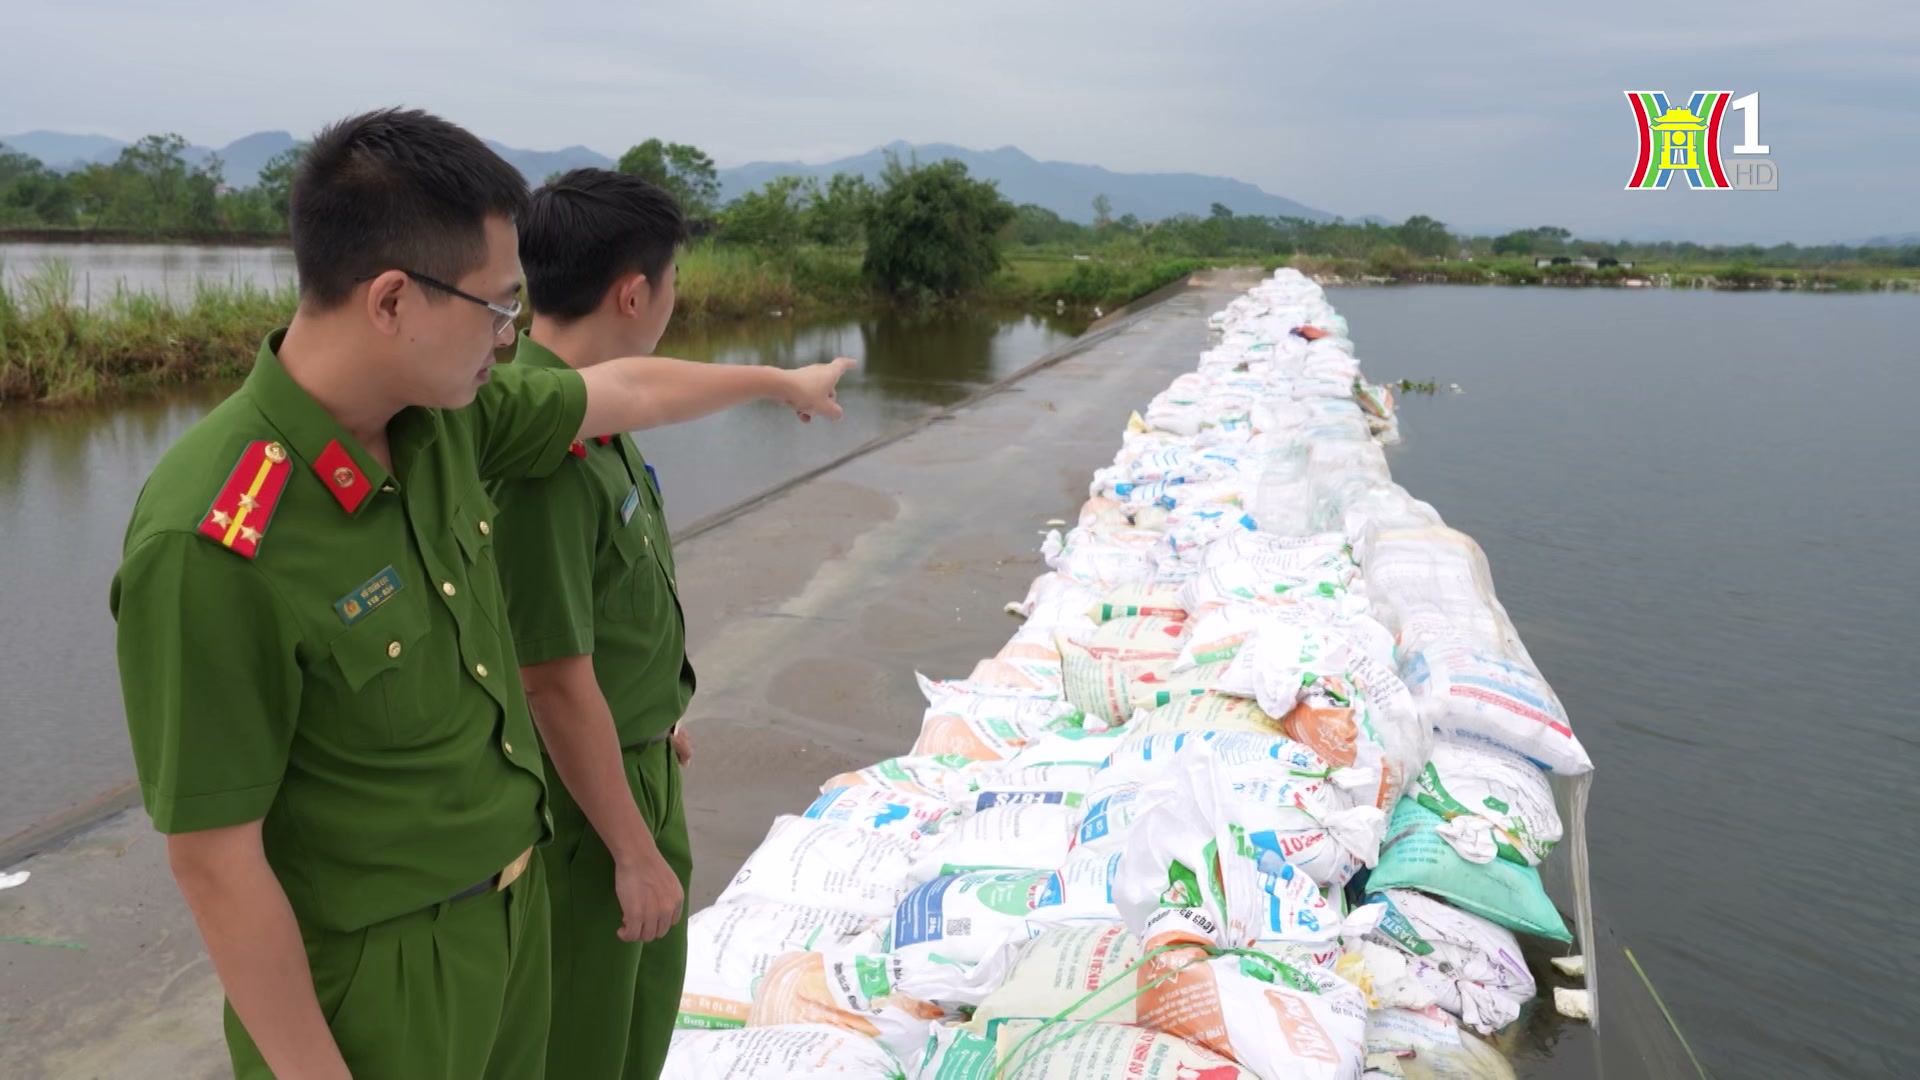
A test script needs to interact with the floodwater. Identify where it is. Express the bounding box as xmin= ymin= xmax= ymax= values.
xmin=1 ymin=241 xmax=298 ymax=307
xmin=1331 ymin=284 xmax=1919 ymax=1079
